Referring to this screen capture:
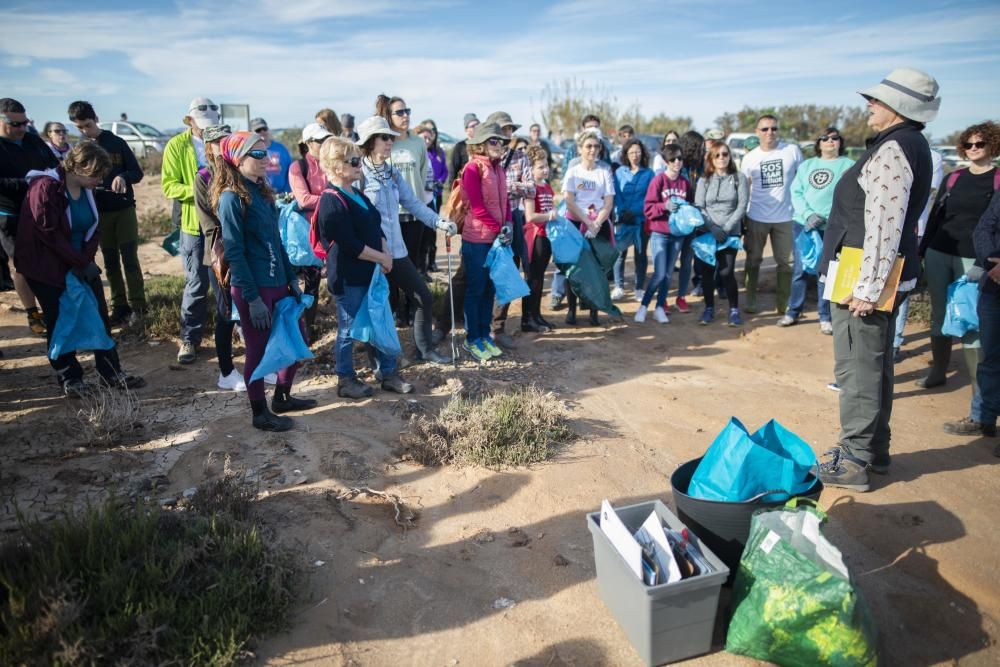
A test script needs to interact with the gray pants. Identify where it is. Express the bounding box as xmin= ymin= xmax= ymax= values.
xmin=744 ymin=219 xmax=794 ymax=273
xmin=832 ymin=298 xmax=903 ymax=463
